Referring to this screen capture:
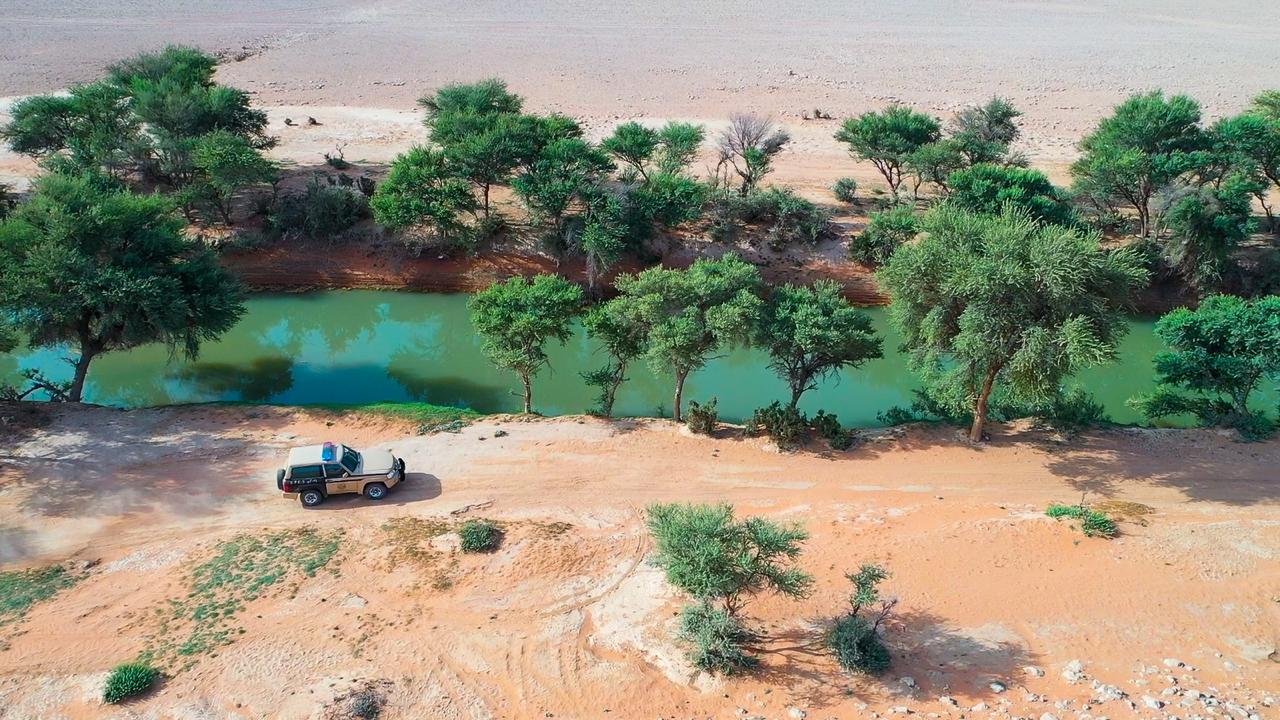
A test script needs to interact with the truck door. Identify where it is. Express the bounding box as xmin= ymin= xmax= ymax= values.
xmin=324 ymin=463 xmax=358 ymax=494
